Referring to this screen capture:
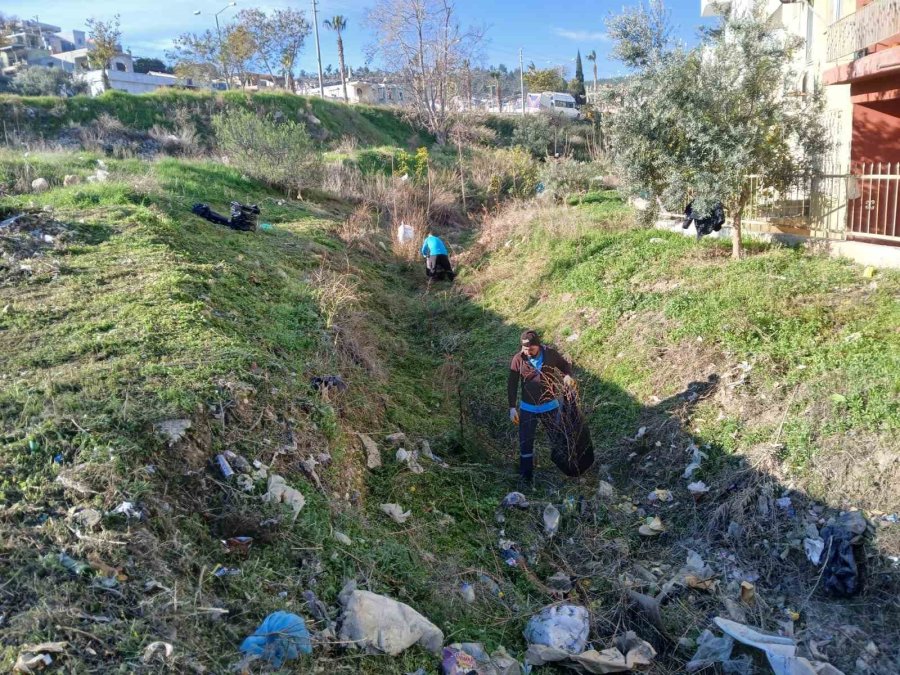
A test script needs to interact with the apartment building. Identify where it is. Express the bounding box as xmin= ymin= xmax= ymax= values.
xmin=702 ymin=0 xmax=900 ymax=248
